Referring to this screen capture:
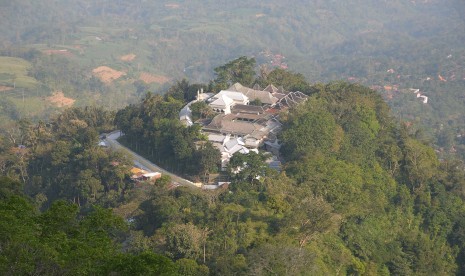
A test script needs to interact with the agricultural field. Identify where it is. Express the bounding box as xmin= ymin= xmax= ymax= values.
xmin=0 ymin=56 xmax=50 ymax=125
xmin=139 ymin=72 xmax=170 ymax=84
xmin=0 ymin=57 xmax=38 ymax=89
